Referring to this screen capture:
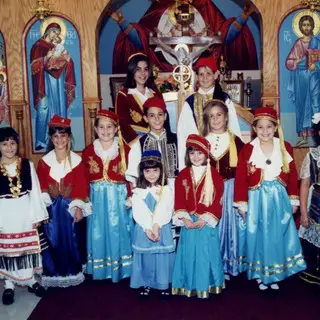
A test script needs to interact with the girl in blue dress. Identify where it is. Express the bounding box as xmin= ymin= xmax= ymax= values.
xmin=130 ymin=150 xmax=175 ymax=298
xmin=172 ymin=134 xmax=225 ymax=298
xmin=234 ymin=107 xmax=306 ymax=290
xmin=82 ymin=110 xmax=133 ymax=282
